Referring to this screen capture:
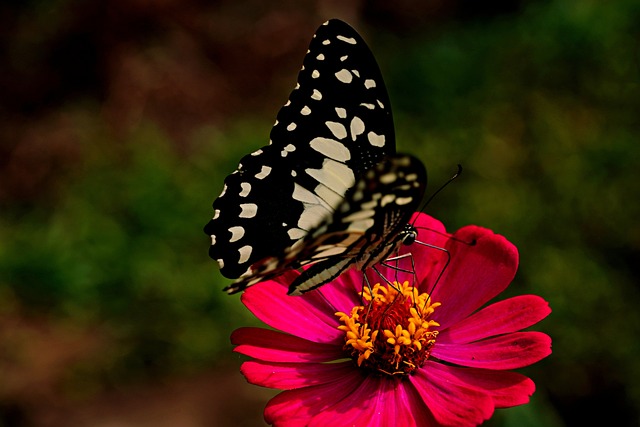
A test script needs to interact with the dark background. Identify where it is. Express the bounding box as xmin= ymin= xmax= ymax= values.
xmin=1 ymin=0 xmax=639 ymax=426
